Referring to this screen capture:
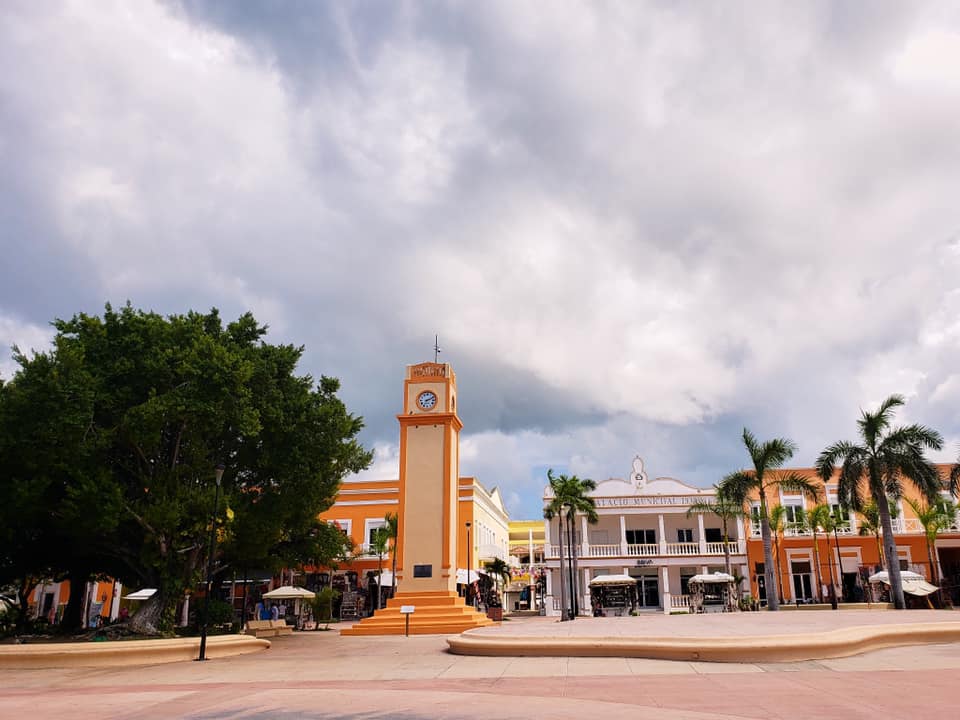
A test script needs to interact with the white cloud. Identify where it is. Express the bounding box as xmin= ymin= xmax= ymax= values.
xmin=3 ymin=0 xmax=960 ymax=518
xmin=0 ymin=314 xmax=54 ymax=380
